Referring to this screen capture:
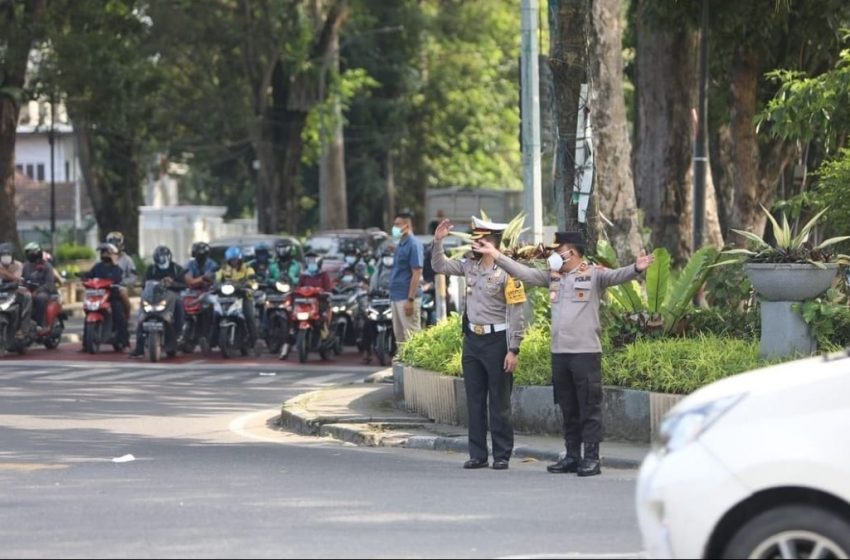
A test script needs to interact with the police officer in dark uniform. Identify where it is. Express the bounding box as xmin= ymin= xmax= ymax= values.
xmin=477 ymin=232 xmax=653 ymax=477
xmin=432 ymin=216 xmax=527 ymax=470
